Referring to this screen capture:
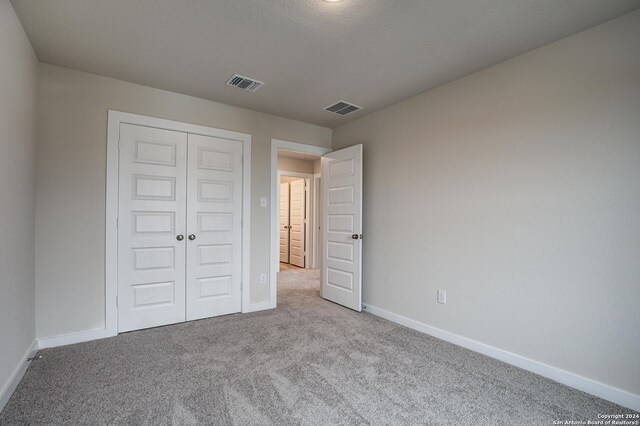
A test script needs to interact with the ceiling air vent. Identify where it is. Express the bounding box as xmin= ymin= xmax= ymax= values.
xmin=226 ymin=74 xmax=264 ymax=92
xmin=324 ymin=100 xmax=362 ymax=116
